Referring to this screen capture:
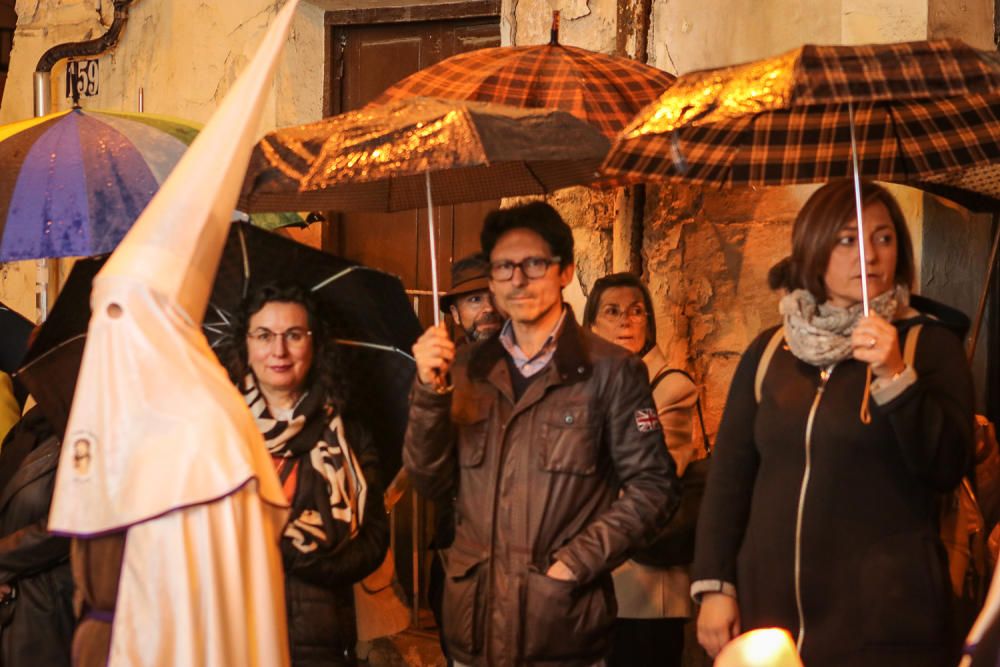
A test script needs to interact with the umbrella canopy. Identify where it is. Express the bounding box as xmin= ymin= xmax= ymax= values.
xmin=373 ymin=24 xmax=675 ymax=138
xmin=0 ymin=301 xmax=33 ymax=374
xmin=0 ymin=108 xmax=308 ymax=261
xmin=239 ymin=96 xmax=611 ymax=213
xmin=602 ymin=39 xmax=1000 ymax=191
xmin=0 ymin=109 xmax=200 ymax=260
xmin=18 ymin=222 xmax=419 ymax=480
